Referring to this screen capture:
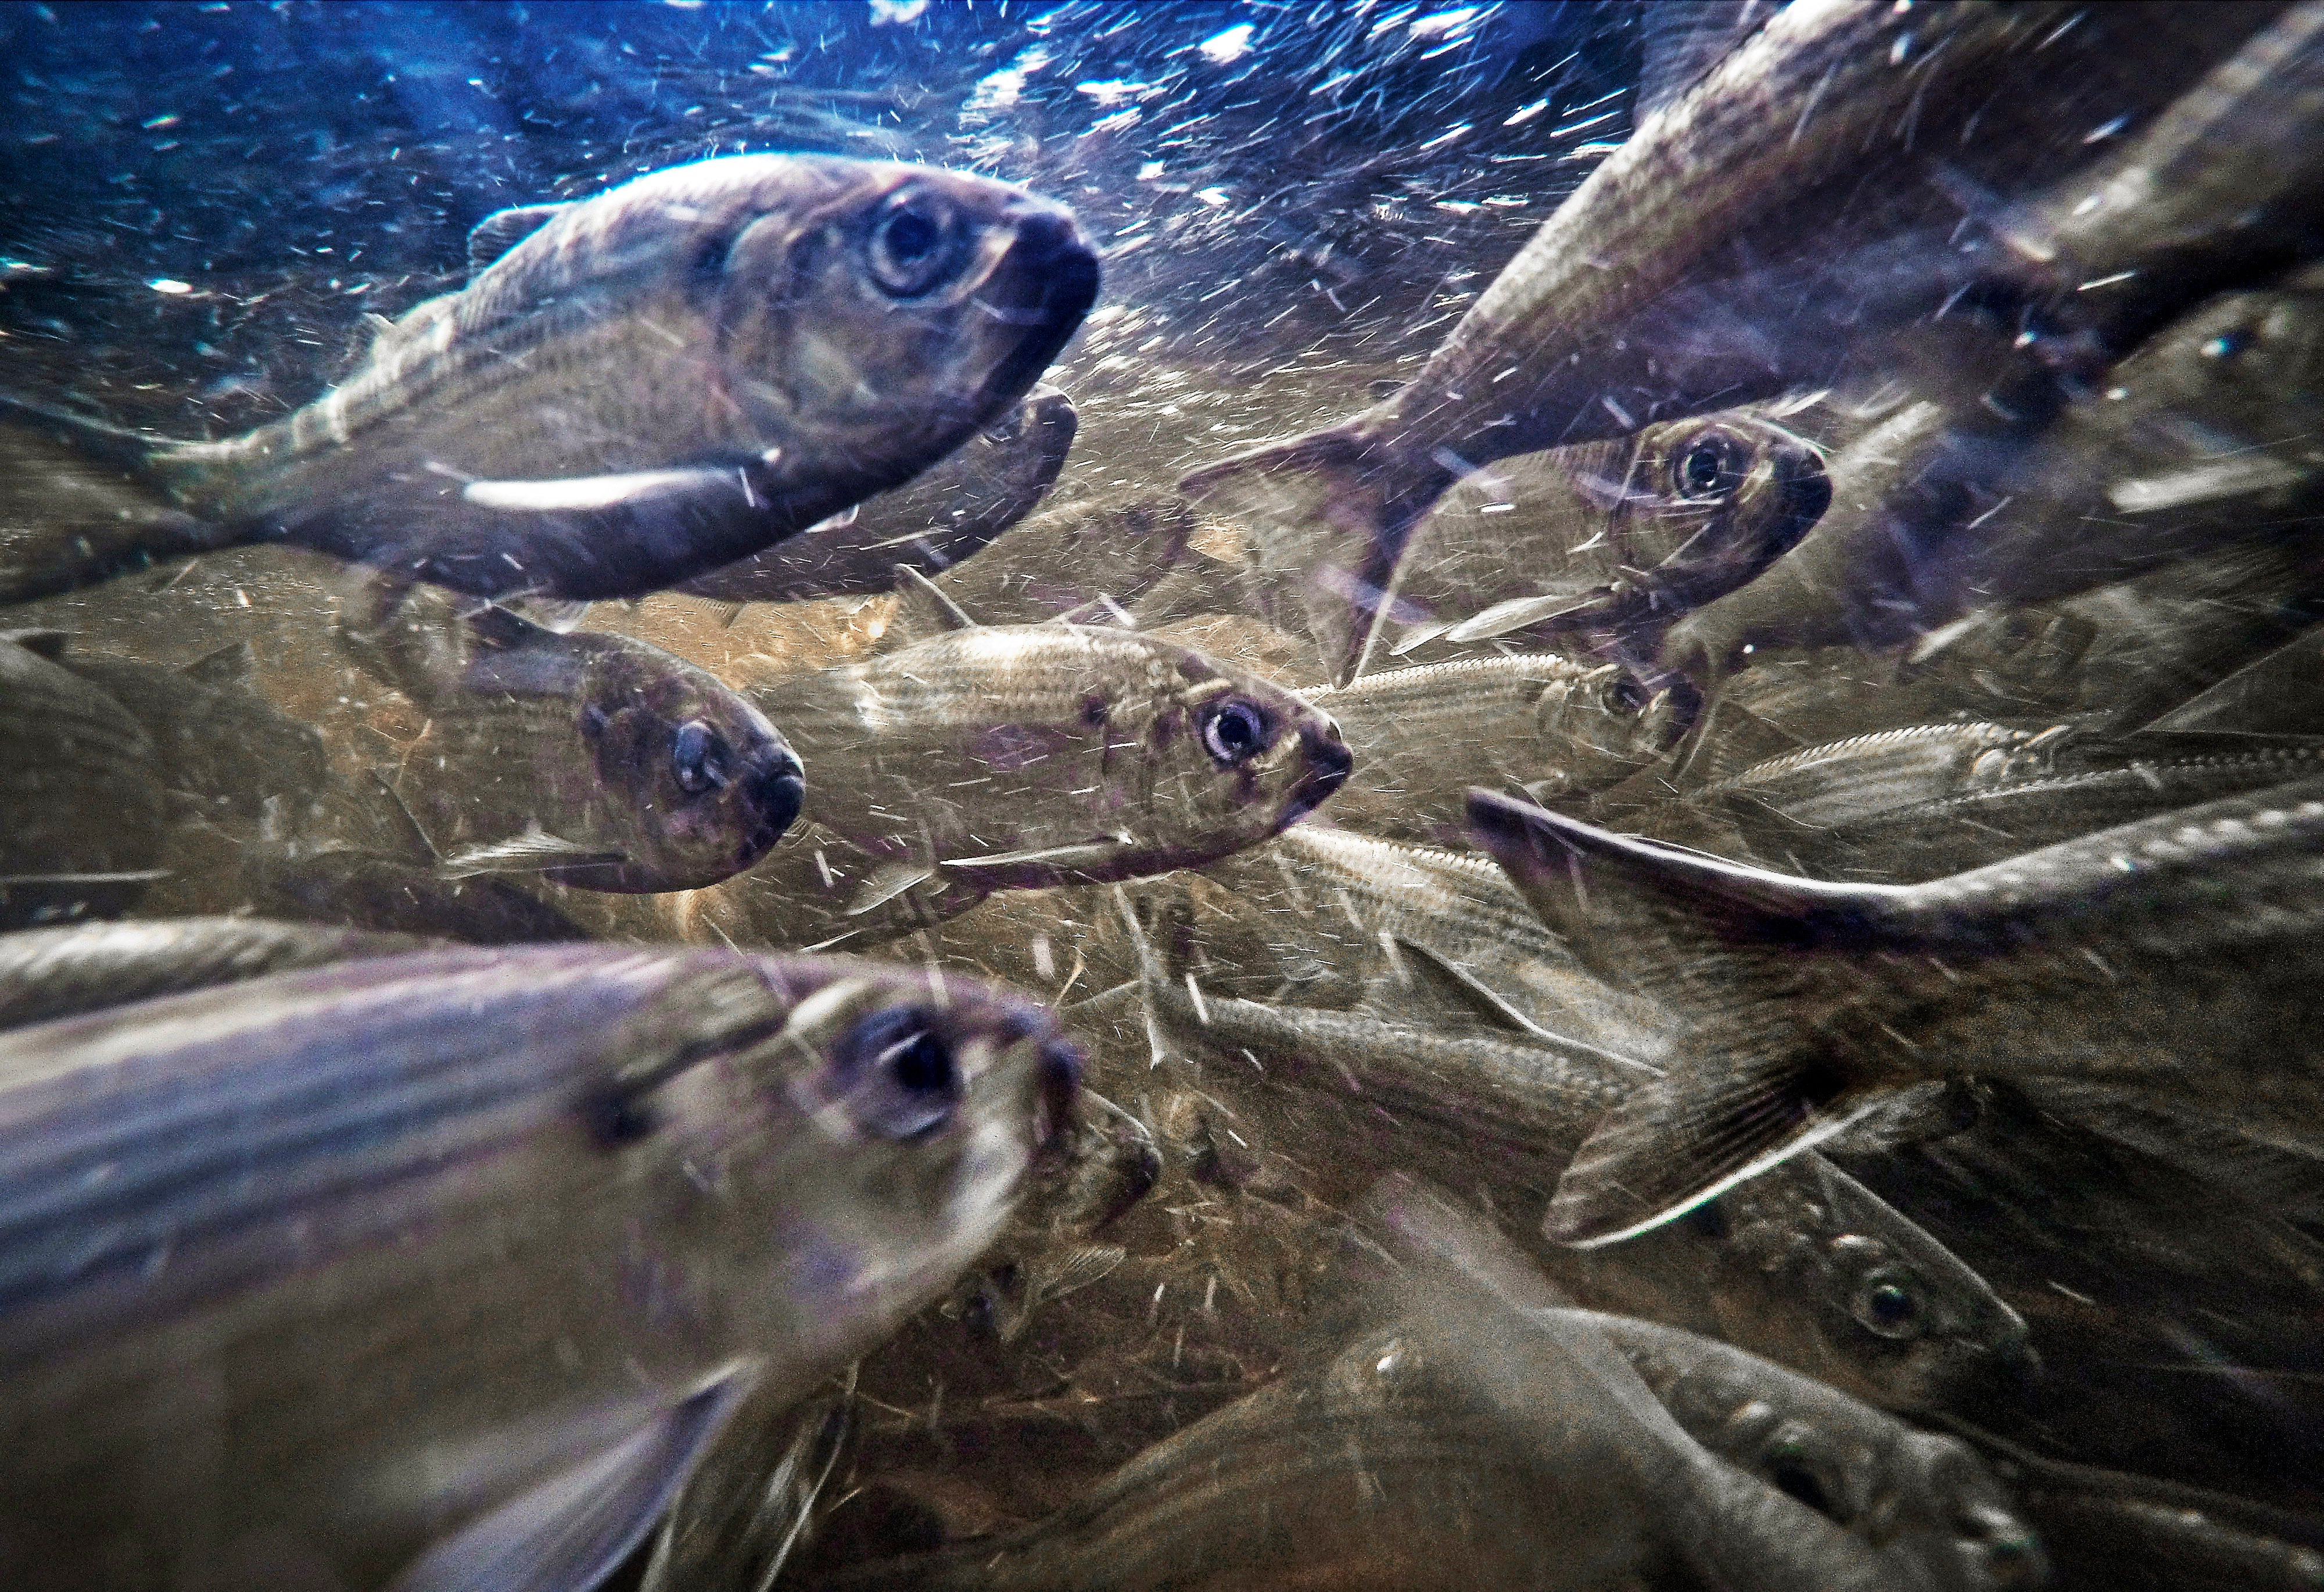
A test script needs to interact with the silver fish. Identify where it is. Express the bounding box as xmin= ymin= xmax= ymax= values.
xmin=1469 ymin=780 xmax=2324 ymax=1244
xmin=346 ymin=598 xmax=802 ymax=893
xmin=0 ymin=155 xmax=1099 ymax=604
xmin=875 ymin=492 xmax=1200 ymax=643
xmin=0 ymin=916 xmax=430 ymax=1034
xmin=743 ymin=620 xmax=1350 ymax=911
xmin=0 ymin=945 xmax=1074 ymax=1592
xmin=1303 ymin=655 xmax=1680 ymax=843
xmin=672 ymin=385 xmax=1078 ymax=605
xmin=0 ymin=633 xmax=166 ymax=928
